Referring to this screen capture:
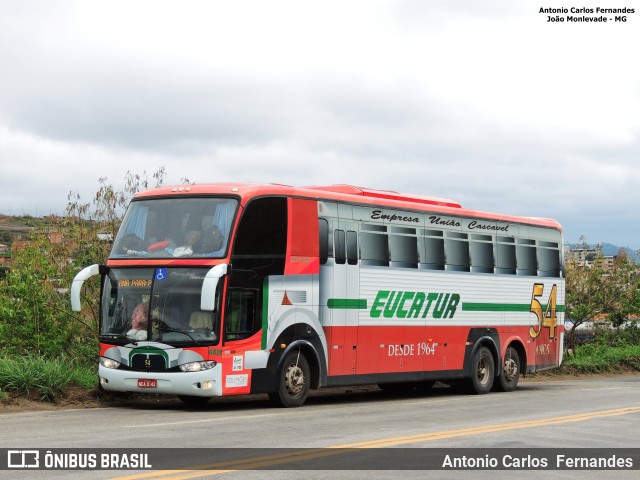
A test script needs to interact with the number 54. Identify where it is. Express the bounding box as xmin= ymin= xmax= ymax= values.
xmin=529 ymin=283 xmax=557 ymax=339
